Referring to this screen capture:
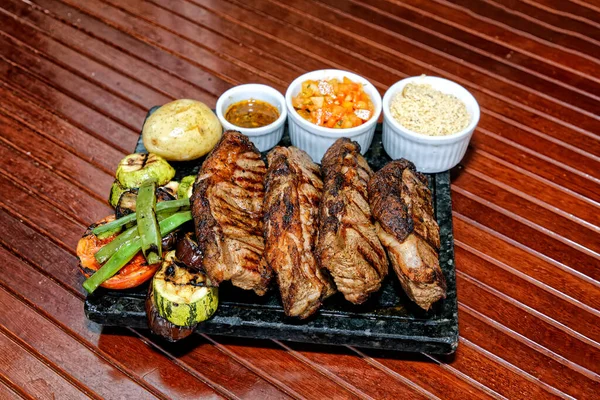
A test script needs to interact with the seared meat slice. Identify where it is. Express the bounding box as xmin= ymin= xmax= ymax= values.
xmin=317 ymin=138 xmax=388 ymax=304
xmin=264 ymin=147 xmax=335 ymax=318
xmin=191 ymin=131 xmax=272 ymax=295
xmin=368 ymin=159 xmax=446 ymax=310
